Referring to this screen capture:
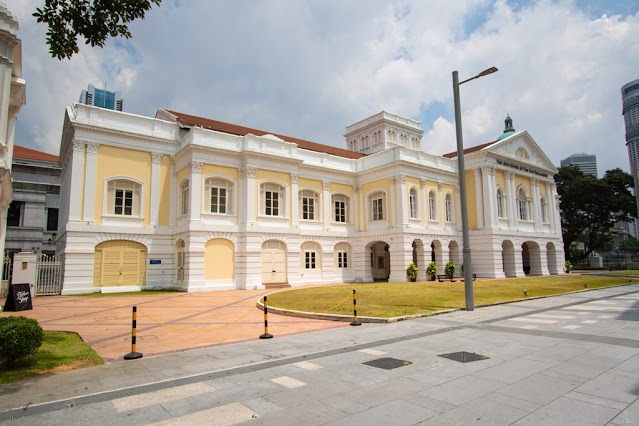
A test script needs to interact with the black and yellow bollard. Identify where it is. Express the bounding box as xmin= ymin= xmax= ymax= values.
xmin=350 ymin=289 xmax=361 ymax=326
xmin=124 ymin=306 xmax=143 ymax=360
xmin=260 ymin=296 xmax=273 ymax=339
